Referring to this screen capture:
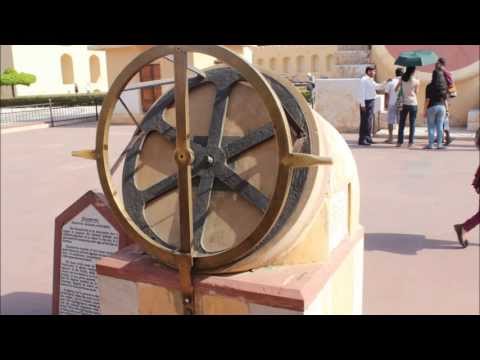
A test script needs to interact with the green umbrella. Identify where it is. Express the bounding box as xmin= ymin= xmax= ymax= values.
xmin=394 ymin=50 xmax=439 ymax=67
